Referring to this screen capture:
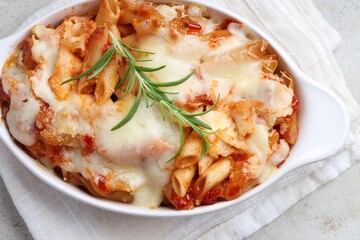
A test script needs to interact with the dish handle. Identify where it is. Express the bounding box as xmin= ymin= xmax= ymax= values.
xmin=287 ymin=76 xmax=350 ymax=170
